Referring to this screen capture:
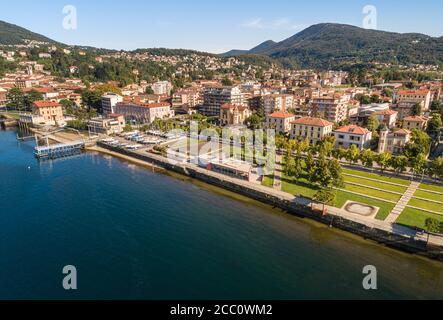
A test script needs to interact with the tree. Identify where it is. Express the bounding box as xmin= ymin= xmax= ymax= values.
xmin=404 ymin=129 xmax=431 ymax=159
xmin=145 ymin=86 xmax=154 ymax=94
xmin=430 ymin=100 xmax=442 ymax=112
xmin=411 ymin=103 xmax=422 ymax=116
xmin=377 ymin=152 xmax=392 ymax=173
xmin=345 ymin=145 xmax=360 ymax=165
xmin=425 ymin=218 xmax=442 ymax=242
xmin=411 ymin=153 xmax=428 ymax=179
xmin=391 ymin=156 xmax=408 ymax=175
xmin=427 ymin=114 xmax=442 ymax=136
xmin=247 ymin=114 xmax=263 ymax=130
xmin=81 ymin=89 xmax=102 ymax=113
xmin=366 ymin=114 xmax=379 ymax=133
xmin=361 ymin=149 xmax=375 ymax=168
xmin=430 ymin=157 xmax=443 ymax=181
xmin=222 ymin=77 xmax=233 ymax=86
xmin=6 ymin=87 xmax=25 ymax=111
xmin=305 ymin=151 xmax=316 ymax=176
xmin=314 ymin=188 xmax=336 ymax=212
xmin=23 ymin=90 xmax=44 ymax=110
